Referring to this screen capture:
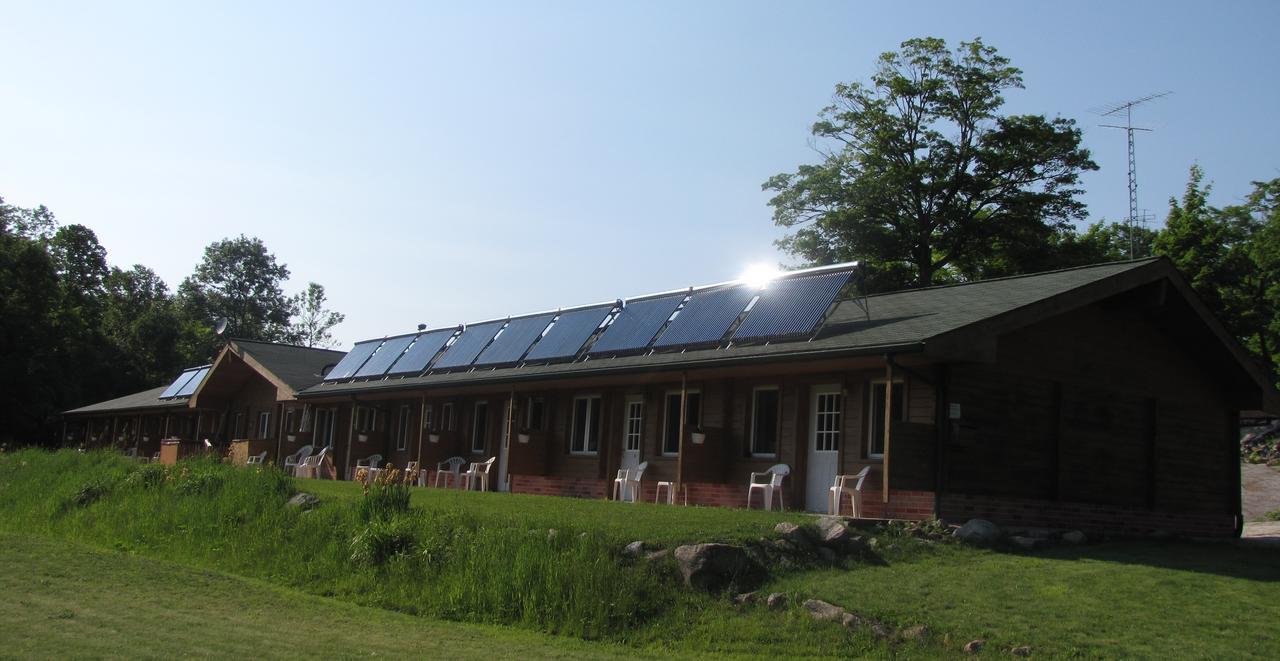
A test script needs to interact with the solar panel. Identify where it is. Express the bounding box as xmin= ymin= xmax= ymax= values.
xmin=352 ymin=334 xmax=417 ymax=378
xmin=324 ymin=339 xmax=383 ymax=381
xmin=588 ymin=293 xmax=685 ymax=355
xmin=732 ymin=270 xmax=851 ymax=341
xmin=524 ymin=305 xmax=614 ymax=362
xmin=474 ymin=313 xmax=555 ymax=366
xmin=159 ymin=367 xmax=202 ymax=399
xmin=432 ymin=320 xmax=506 ymax=370
xmin=174 ymin=366 xmax=210 ymax=398
xmin=653 ymin=285 xmax=756 ymax=349
xmin=386 ymin=328 xmax=457 ymax=375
